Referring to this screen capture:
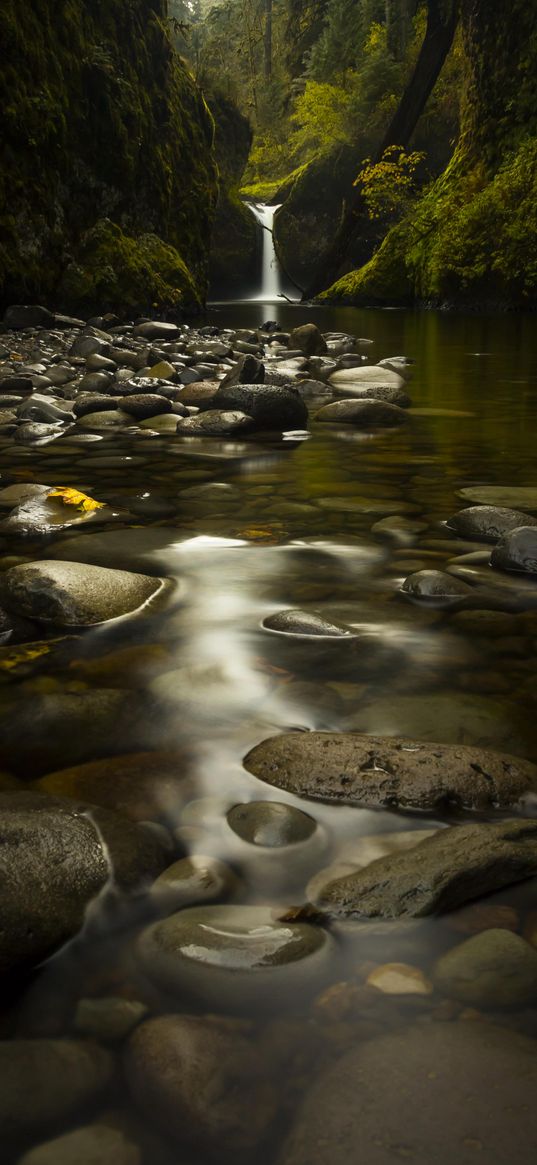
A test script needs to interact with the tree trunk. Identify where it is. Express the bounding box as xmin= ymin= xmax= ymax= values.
xmin=303 ymin=0 xmax=459 ymax=298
